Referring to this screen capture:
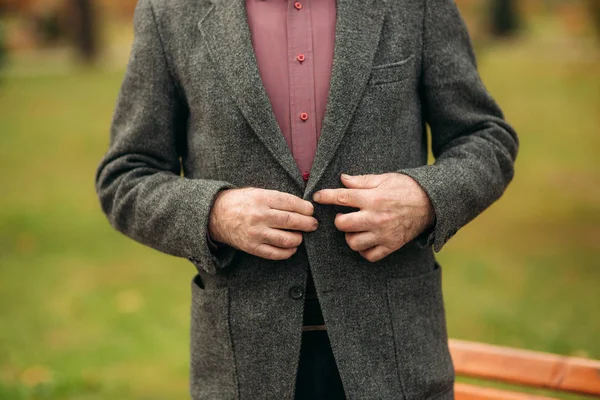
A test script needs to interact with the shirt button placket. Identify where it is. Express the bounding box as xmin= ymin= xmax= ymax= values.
xmin=288 ymin=0 xmax=316 ymax=186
